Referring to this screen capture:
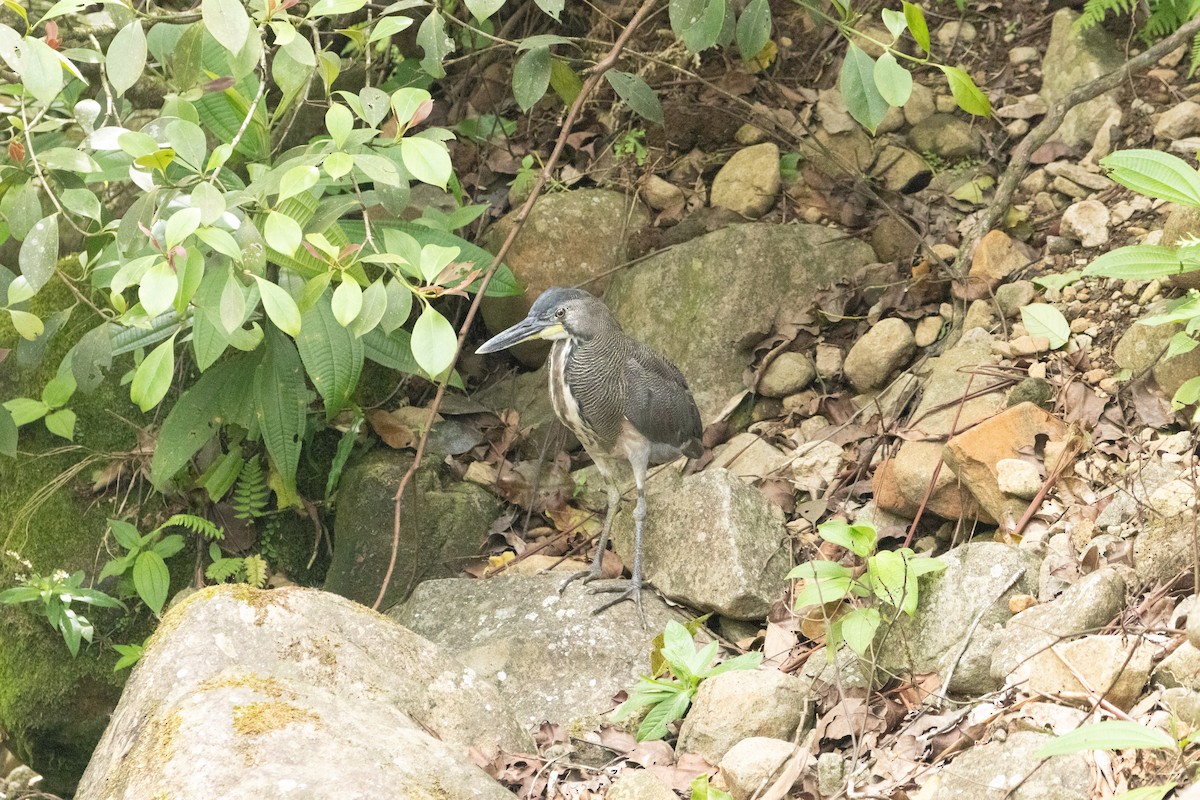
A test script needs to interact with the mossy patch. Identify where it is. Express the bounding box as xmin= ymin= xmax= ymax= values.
xmin=231 ymin=701 xmax=320 ymax=736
